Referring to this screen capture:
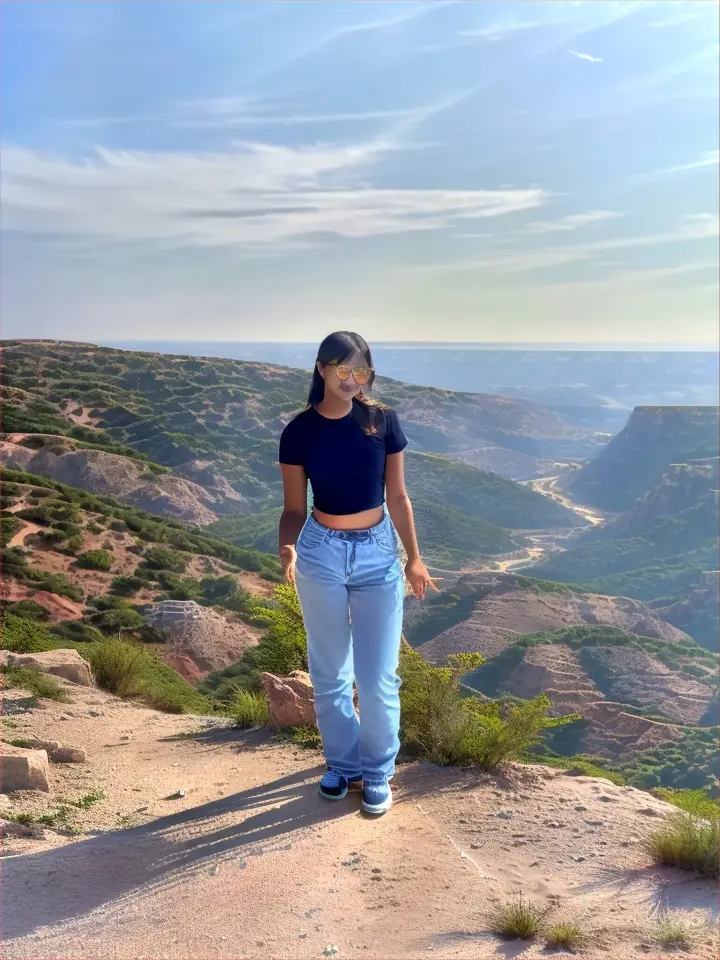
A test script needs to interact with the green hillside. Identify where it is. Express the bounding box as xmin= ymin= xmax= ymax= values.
xmin=209 ymin=497 xmax=523 ymax=568
xmin=0 ymin=341 xmax=585 ymax=565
